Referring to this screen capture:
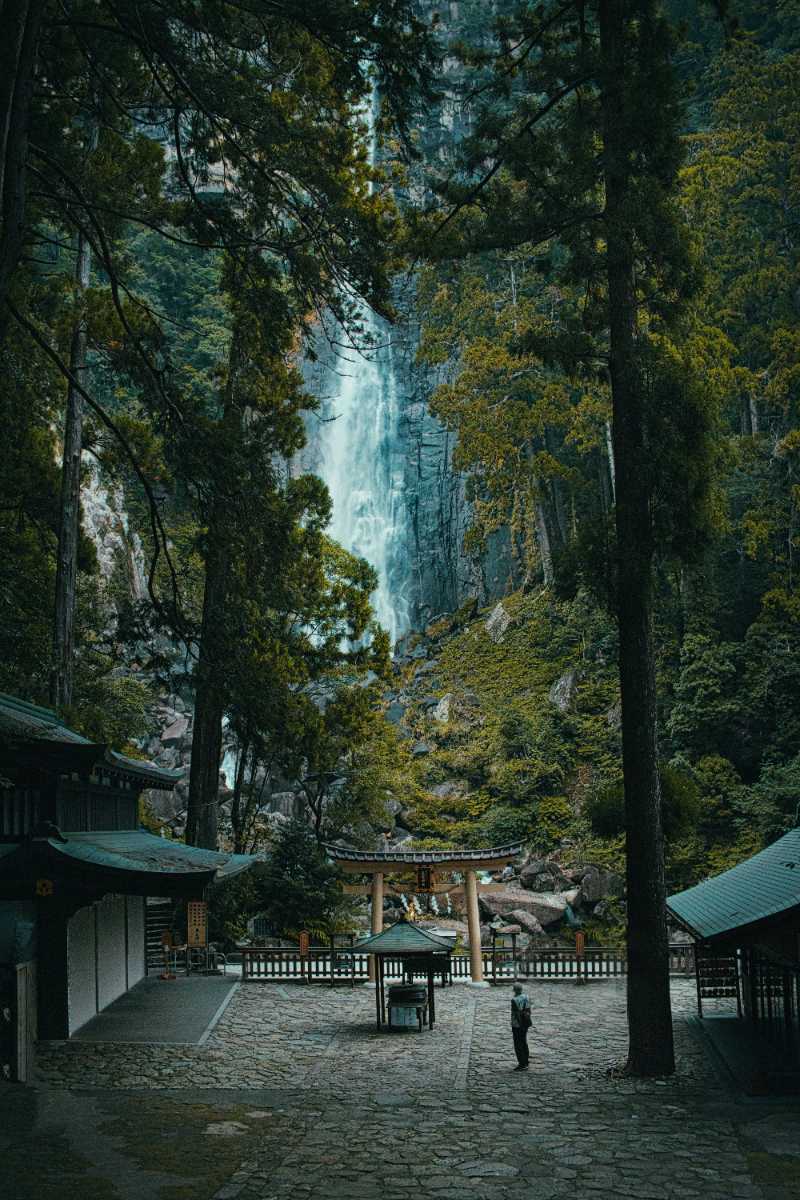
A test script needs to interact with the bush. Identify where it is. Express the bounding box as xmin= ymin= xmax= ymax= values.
xmin=478 ymin=804 xmax=536 ymax=846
